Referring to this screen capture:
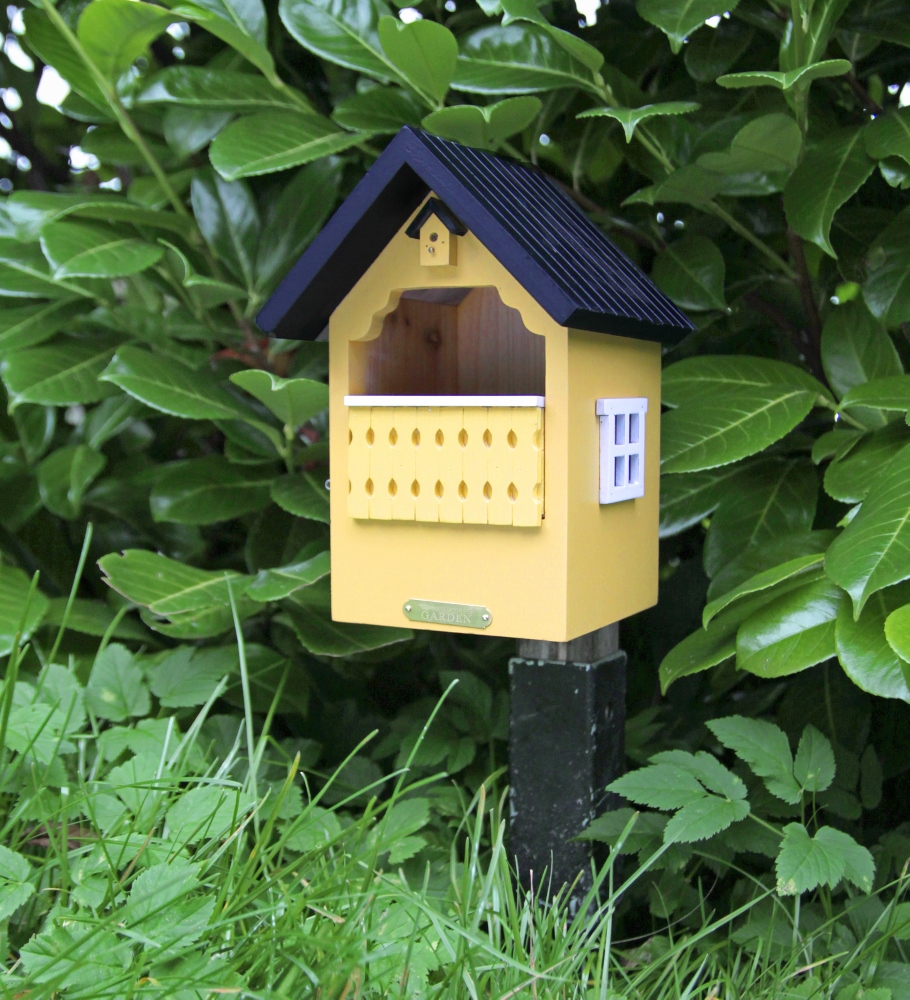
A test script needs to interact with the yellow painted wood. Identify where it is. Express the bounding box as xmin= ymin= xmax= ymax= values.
xmin=420 ymin=217 xmax=455 ymax=266
xmin=367 ymin=406 xmax=394 ymax=520
xmin=461 ymin=407 xmax=489 ymax=524
xmin=485 ymin=406 xmax=513 ymax=526
xmin=437 ymin=407 xmax=464 ymax=523
xmin=413 ymin=407 xmax=440 ymax=522
xmin=510 ymin=406 xmax=543 ymax=527
xmin=329 ymin=197 xmax=659 ymax=641
xmin=391 ymin=406 xmax=417 ymax=520
xmin=348 ymin=403 xmax=543 ymax=526
xmin=564 ymin=329 xmax=661 ymax=639
xmin=347 ymin=407 xmax=372 ymax=519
